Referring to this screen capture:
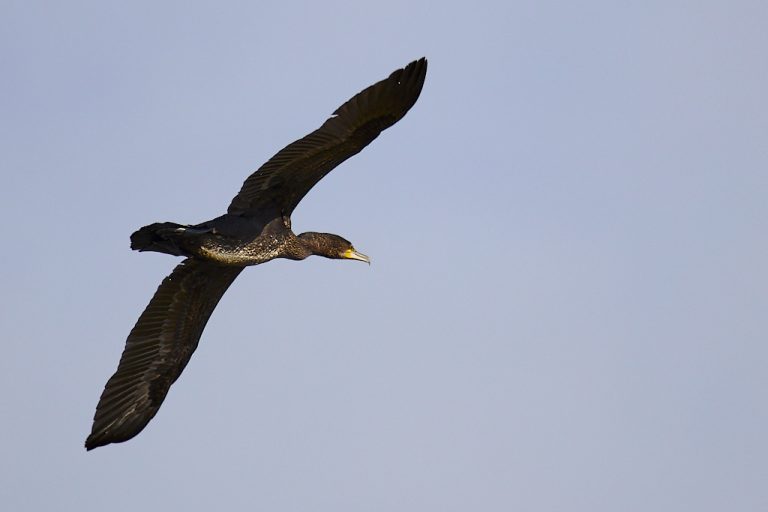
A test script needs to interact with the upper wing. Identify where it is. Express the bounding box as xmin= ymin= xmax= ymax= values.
xmin=227 ymin=57 xmax=427 ymax=217
xmin=85 ymin=259 xmax=243 ymax=450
